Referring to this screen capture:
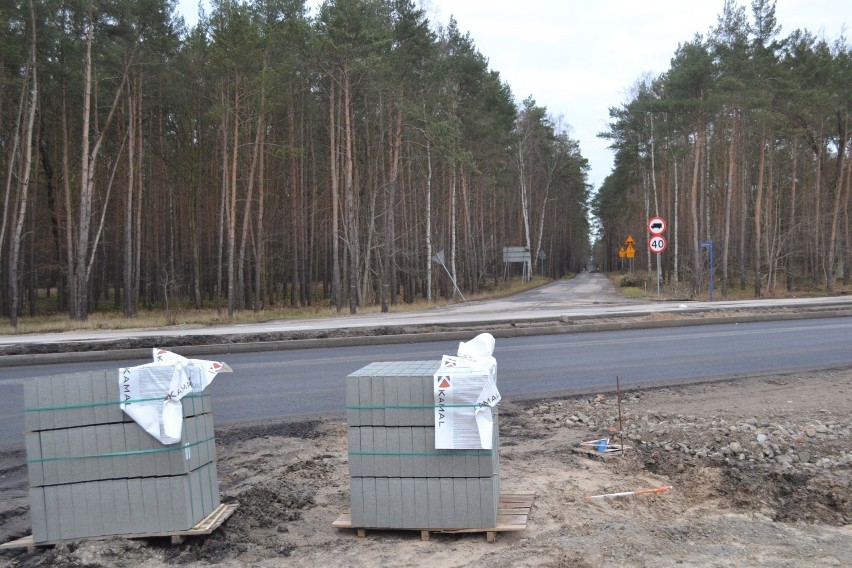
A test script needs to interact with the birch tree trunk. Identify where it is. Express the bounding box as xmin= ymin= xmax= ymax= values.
xmin=8 ymin=7 xmax=38 ymax=327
